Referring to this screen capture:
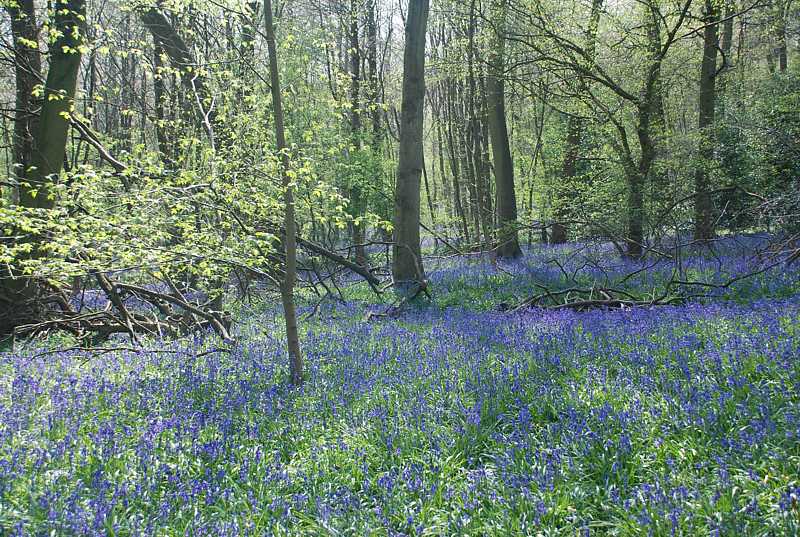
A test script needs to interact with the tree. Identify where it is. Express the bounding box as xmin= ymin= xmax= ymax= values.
xmin=22 ymin=0 xmax=85 ymax=209
xmin=264 ymin=0 xmax=303 ymax=386
xmin=392 ymin=0 xmax=430 ymax=294
xmin=550 ymin=0 xmax=603 ymax=244
xmin=347 ymin=0 xmax=368 ymax=266
xmin=1 ymin=0 xmax=86 ymax=334
xmin=693 ymin=0 xmax=720 ymax=241
xmin=5 ymin=0 xmax=41 ymax=201
xmin=139 ymin=7 xmax=220 ymax=149
xmin=486 ymin=0 xmax=522 ymax=258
